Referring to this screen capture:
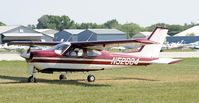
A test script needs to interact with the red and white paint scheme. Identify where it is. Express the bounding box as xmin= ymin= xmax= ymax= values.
xmin=9 ymin=27 xmax=181 ymax=82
